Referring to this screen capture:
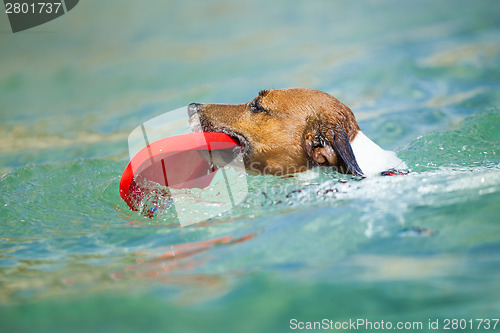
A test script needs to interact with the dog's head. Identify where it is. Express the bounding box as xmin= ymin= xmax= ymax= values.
xmin=188 ymin=88 xmax=363 ymax=176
